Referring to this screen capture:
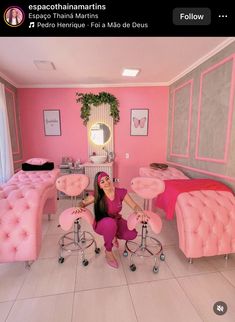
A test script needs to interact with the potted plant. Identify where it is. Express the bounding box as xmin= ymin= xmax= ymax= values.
xmin=76 ymin=91 xmax=120 ymax=125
